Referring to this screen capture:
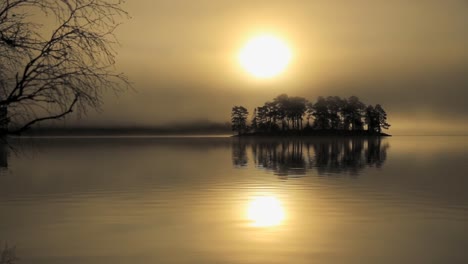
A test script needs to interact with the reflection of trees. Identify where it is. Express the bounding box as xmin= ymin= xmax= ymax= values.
xmin=312 ymin=138 xmax=367 ymax=175
xmin=232 ymin=138 xmax=388 ymax=176
xmin=365 ymin=138 xmax=386 ymax=168
xmin=232 ymin=140 xmax=248 ymax=167
xmin=252 ymin=141 xmax=307 ymax=176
